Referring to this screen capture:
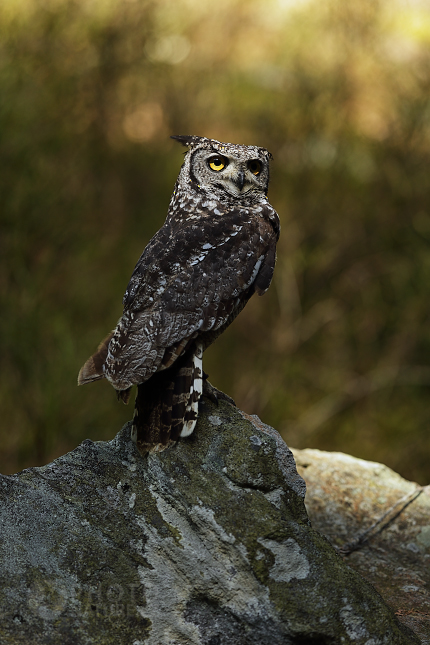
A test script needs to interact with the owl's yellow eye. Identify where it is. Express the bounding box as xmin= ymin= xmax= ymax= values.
xmin=248 ymin=160 xmax=262 ymax=176
xmin=208 ymin=156 xmax=227 ymax=172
